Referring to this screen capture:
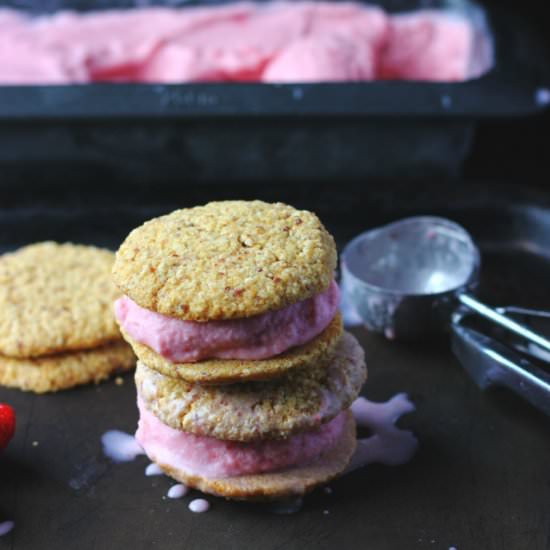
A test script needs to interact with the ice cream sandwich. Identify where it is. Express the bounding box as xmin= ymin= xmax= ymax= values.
xmin=113 ymin=200 xmax=366 ymax=500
